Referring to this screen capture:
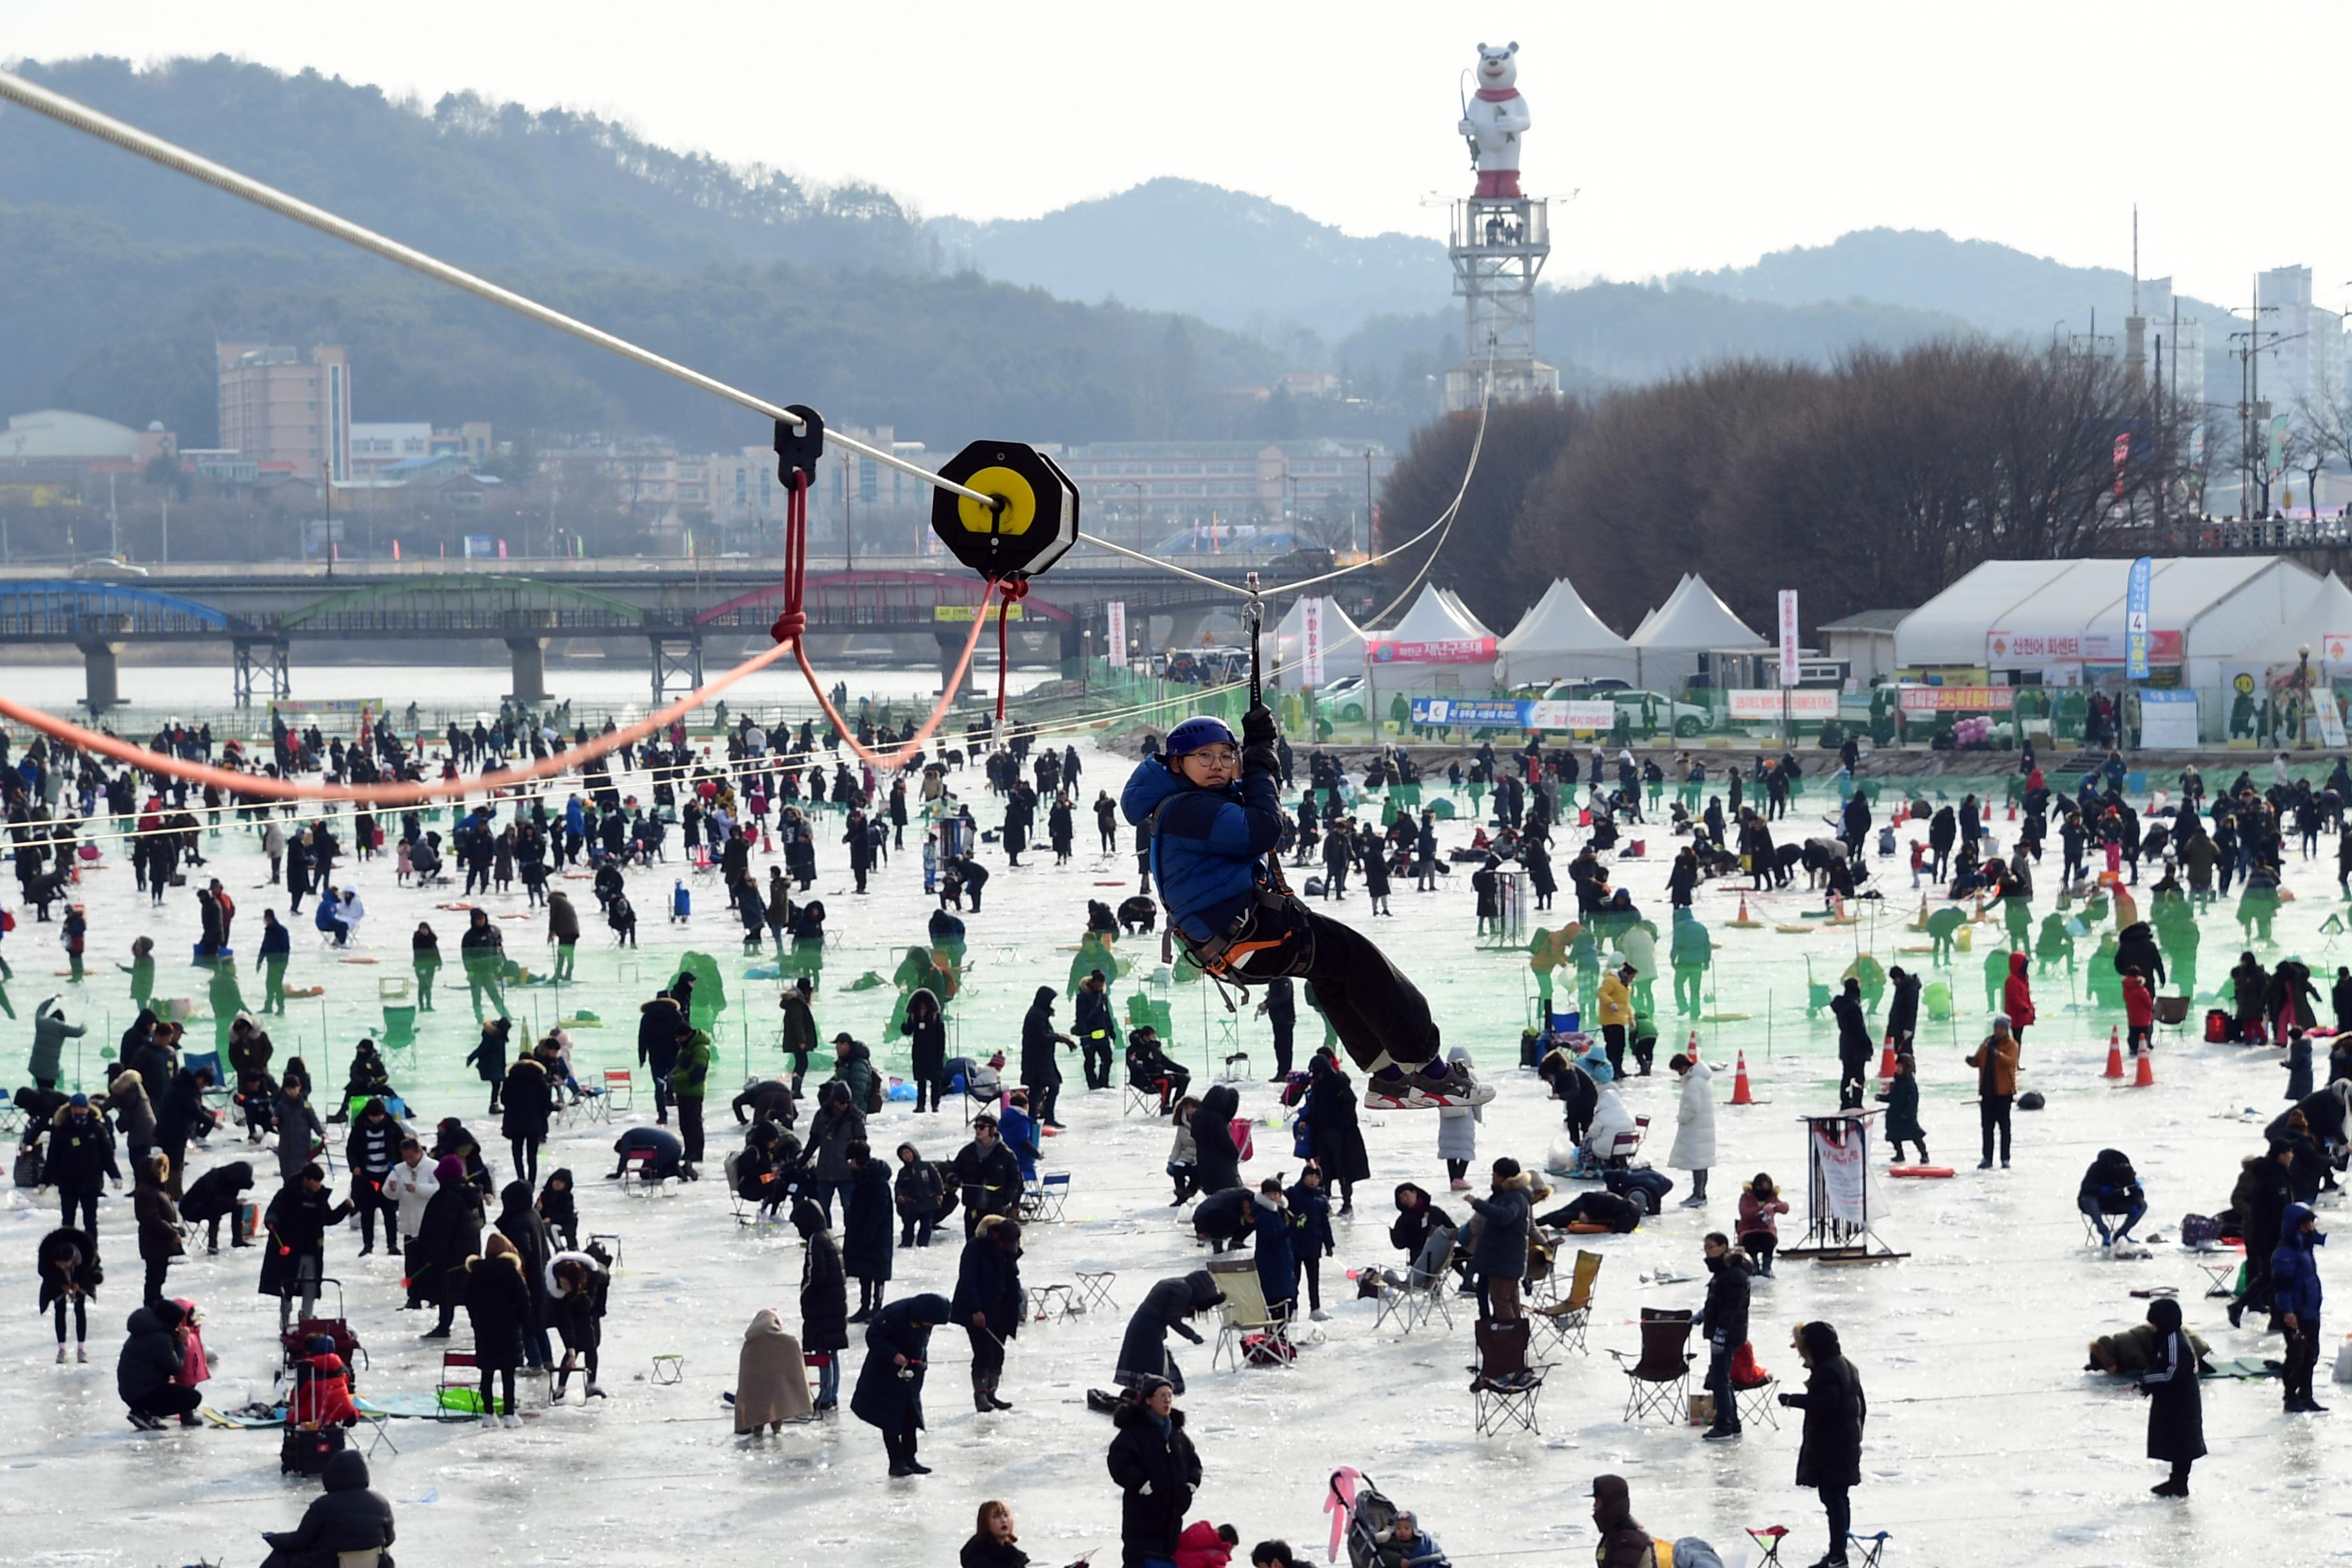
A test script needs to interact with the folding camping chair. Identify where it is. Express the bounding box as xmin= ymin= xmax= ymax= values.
xmin=587 ymin=1069 xmax=631 ymax=1123
xmin=0 ymin=1088 xmax=21 ymax=1137
xmin=355 ymin=1406 xmax=400 ymax=1458
xmin=1531 ymin=1249 xmax=1602 ymax=1355
xmin=435 ymin=1349 xmax=485 ymax=1418
xmin=1608 ymin=1308 xmax=1696 ymax=1422
xmin=1123 ymin=1075 xmax=1173 ymax=1118
xmin=1019 ymin=1171 xmax=1072 ymax=1223
xmin=1207 ymin=1257 xmax=1291 ymax=1371
xmin=1606 ymin=1115 xmax=1651 ymax=1168
xmin=1370 ymin=1244 xmax=1457 ymax=1334
xmin=1734 ymin=1366 xmax=1781 ymax=1431
xmin=1073 ymin=1269 xmax=1118 ymax=1315
xmin=1745 ymin=1526 xmax=1790 ymax=1568
xmin=1847 ymin=1531 xmax=1892 ymax=1568
xmin=1466 ymin=1315 xmax=1550 ymax=1436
